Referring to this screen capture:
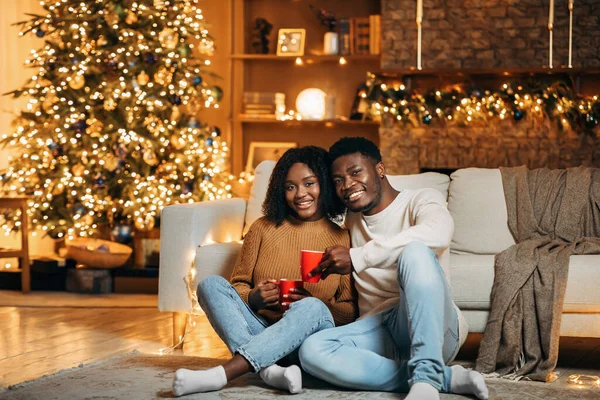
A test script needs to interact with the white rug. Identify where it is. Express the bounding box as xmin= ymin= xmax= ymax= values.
xmin=2 ymin=352 xmax=598 ymax=400
xmin=0 ymin=290 xmax=157 ymax=308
